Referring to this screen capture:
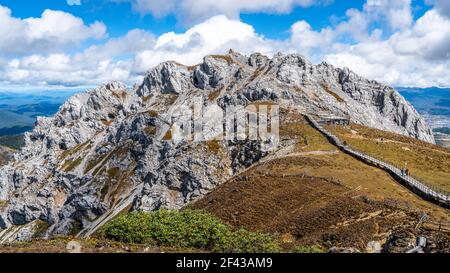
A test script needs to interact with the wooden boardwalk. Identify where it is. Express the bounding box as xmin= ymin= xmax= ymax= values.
xmin=304 ymin=114 xmax=450 ymax=209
